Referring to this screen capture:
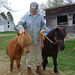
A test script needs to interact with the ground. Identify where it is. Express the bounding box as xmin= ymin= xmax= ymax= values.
xmin=0 ymin=61 xmax=66 ymax=75
xmin=0 ymin=52 xmax=66 ymax=75
xmin=0 ymin=34 xmax=75 ymax=75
